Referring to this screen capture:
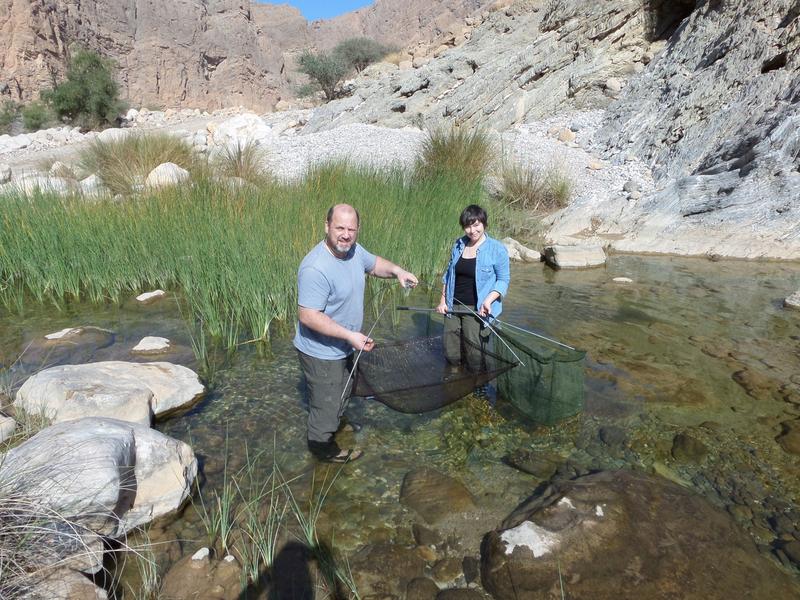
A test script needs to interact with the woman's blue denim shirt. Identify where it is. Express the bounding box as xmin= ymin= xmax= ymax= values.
xmin=442 ymin=232 xmax=510 ymax=321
